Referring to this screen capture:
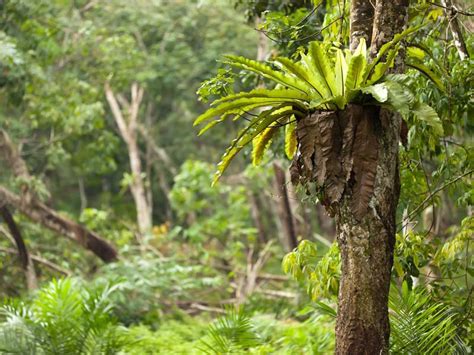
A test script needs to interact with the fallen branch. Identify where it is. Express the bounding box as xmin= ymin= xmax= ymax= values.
xmin=0 ymin=246 xmax=71 ymax=276
xmin=256 ymin=289 xmax=298 ymax=299
xmin=189 ymin=303 xmax=227 ymax=314
xmin=0 ymin=186 xmax=118 ymax=262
